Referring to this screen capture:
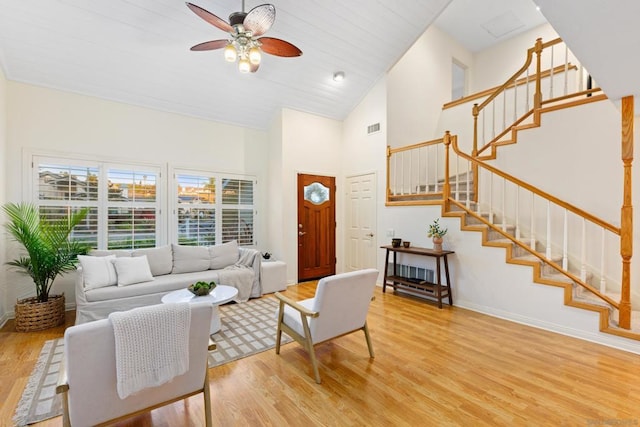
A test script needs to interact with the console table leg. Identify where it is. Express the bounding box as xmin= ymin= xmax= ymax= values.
xmin=444 ymin=255 xmax=453 ymax=306
xmin=436 ymin=257 xmax=443 ymax=309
